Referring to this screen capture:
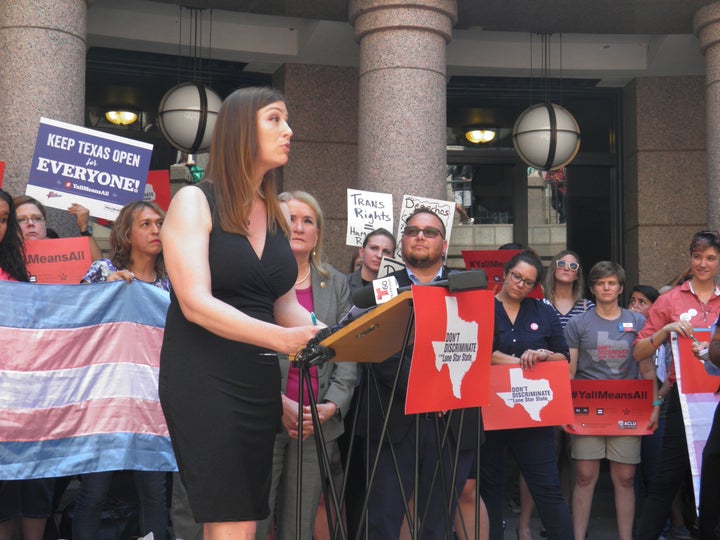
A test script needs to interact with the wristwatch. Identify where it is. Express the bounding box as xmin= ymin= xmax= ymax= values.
xmin=80 ymin=225 xmax=93 ymax=237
